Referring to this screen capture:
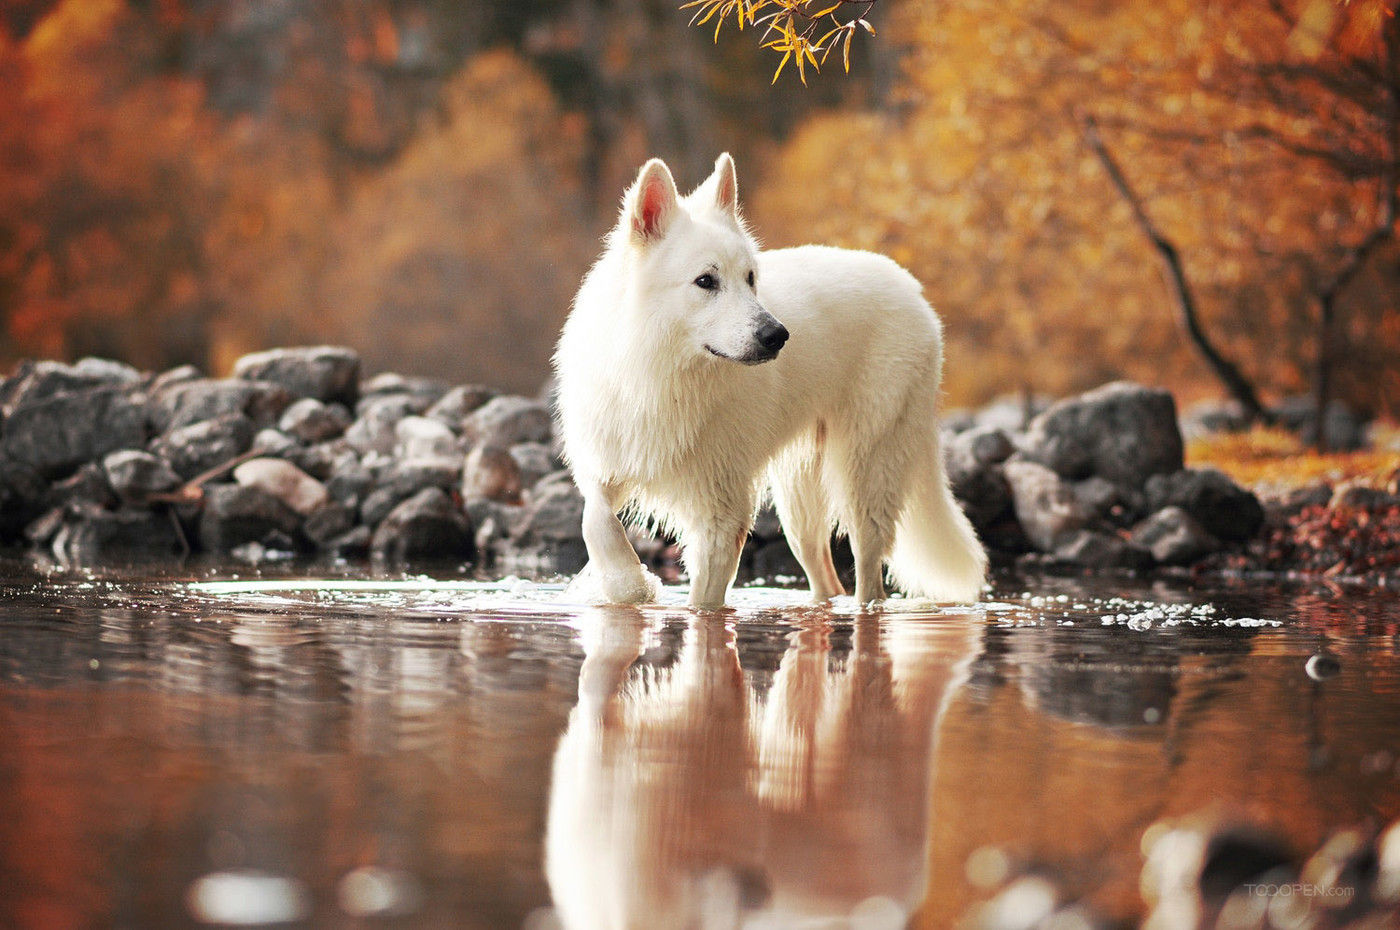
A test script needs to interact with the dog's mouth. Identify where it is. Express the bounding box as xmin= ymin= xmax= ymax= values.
xmin=705 ymin=344 xmax=781 ymax=366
